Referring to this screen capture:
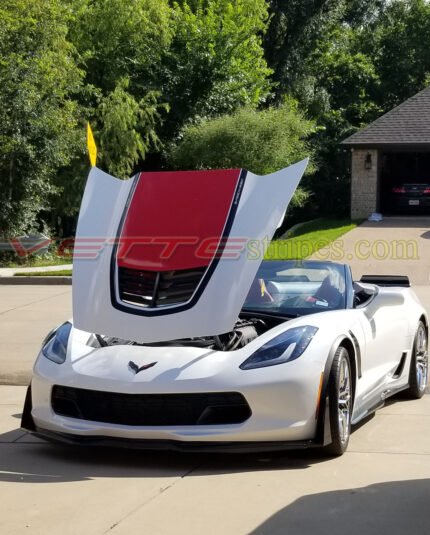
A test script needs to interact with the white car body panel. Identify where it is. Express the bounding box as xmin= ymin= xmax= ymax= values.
xmin=72 ymin=161 xmax=308 ymax=343
xmin=30 ymin=315 xmax=333 ymax=443
xmin=21 ymin=158 xmax=428 ymax=452
xmin=27 ymin=283 xmax=427 ymax=447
